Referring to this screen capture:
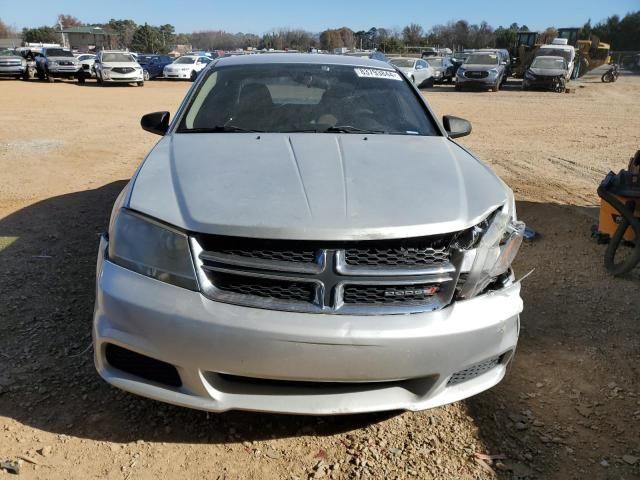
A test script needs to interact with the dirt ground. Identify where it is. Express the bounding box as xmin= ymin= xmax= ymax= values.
xmin=0 ymin=72 xmax=639 ymax=480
